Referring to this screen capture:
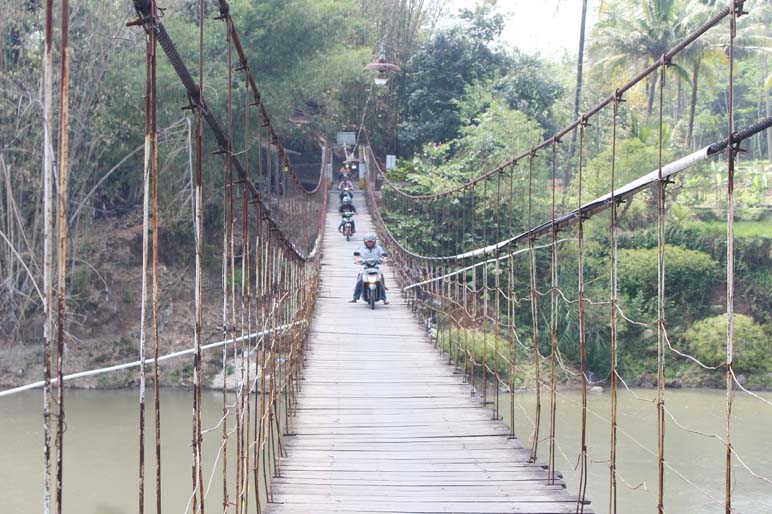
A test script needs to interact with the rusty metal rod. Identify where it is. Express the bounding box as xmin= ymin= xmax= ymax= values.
xmin=55 ymin=0 xmax=71 ymax=512
xmin=150 ymin=1 xmax=162 ymax=507
xmin=130 ymin=1 xmax=323 ymax=261
xmin=42 ymin=0 xmax=55 ymax=512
